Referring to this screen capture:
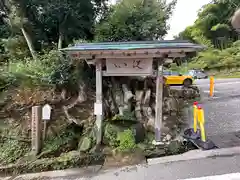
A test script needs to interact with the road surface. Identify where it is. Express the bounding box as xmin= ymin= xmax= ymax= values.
xmin=185 ymin=78 xmax=240 ymax=148
xmin=195 ymin=78 xmax=240 ymax=136
xmin=85 ymin=154 xmax=240 ymax=180
xmin=8 ymin=150 xmax=240 ymax=180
